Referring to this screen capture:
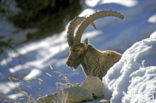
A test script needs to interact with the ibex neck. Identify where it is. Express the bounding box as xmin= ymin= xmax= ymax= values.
xmin=81 ymin=45 xmax=101 ymax=76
